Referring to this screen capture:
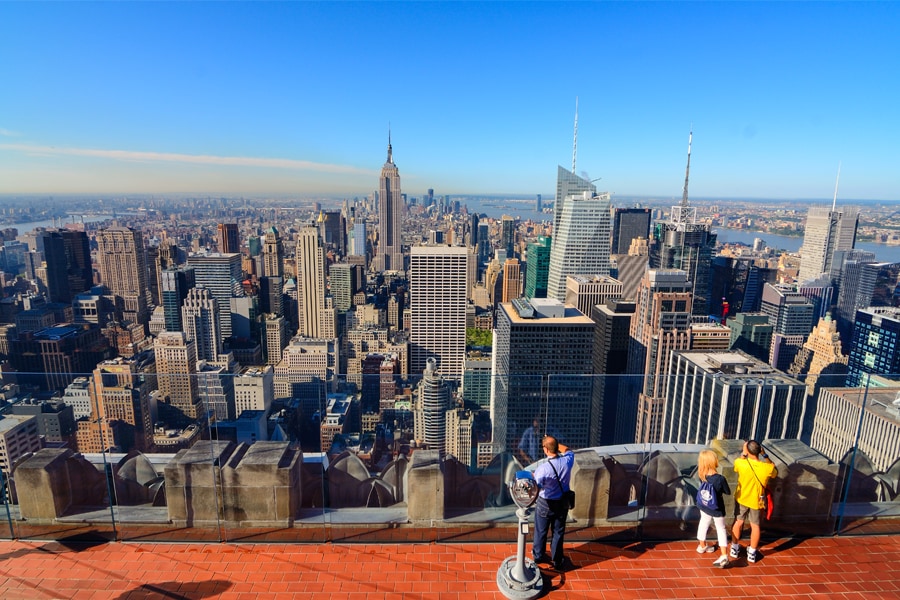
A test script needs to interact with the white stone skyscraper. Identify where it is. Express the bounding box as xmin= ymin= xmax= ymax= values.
xmin=410 ymin=245 xmax=468 ymax=379
xmin=296 ymin=225 xmax=335 ymax=339
xmin=376 ymin=133 xmax=404 ymax=273
xmin=547 ymin=188 xmax=612 ymax=301
xmin=798 ymin=206 xmax=860 ymax=282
